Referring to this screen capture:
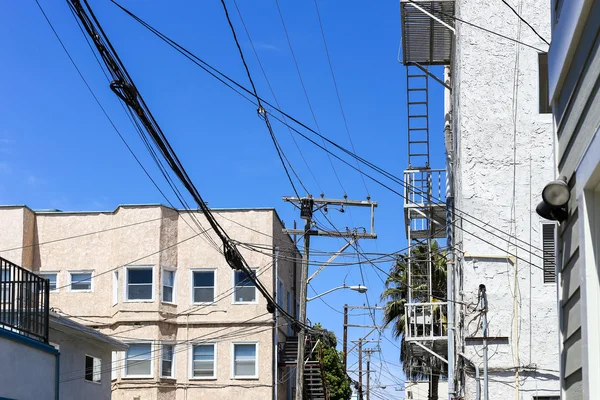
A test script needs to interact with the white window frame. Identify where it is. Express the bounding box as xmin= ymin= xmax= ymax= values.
xmin=232 ymin=269 xmax=258 ymax=305
xmin=190 ymin=268 xmax=216 ymax=305
xmin=231 ymin=342 xmax=259 ymax=379
xmin=68 ymin=270 xmax=93 ymax=292
xmin=124 ymin=341 xmax=154 ymax=379
xmin=124 ymin=265 xmax=155 ymax=302
xmin=189 ymin=342 xmax=217 ymax=380
xmin=112 ymin=271 xmax=118 ymax=306
xmin=38 ymin=271 xmax=59 ymax=292
xmin=161 ymin=266 xmax=176 ymax=304
xmin=84 ymin=354 xmax=102 ymax=384
xmin=111 ymin=351 xmax=119 ymax=381
xmin=160 ymin=342 xmax=176 ymax=379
